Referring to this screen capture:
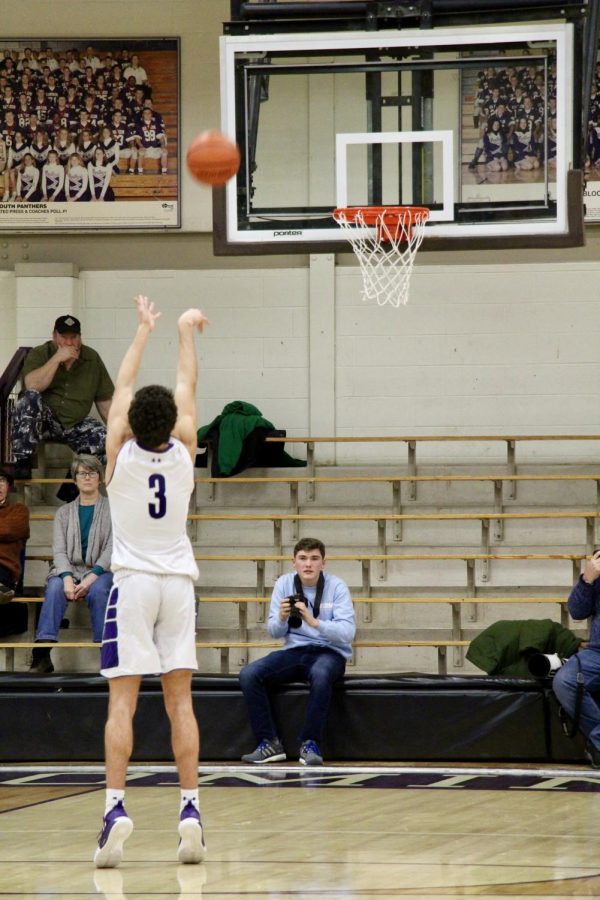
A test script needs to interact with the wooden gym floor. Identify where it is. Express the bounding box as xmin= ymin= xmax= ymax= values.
xmin=1 ymin=763 xmax=599 ymax=899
